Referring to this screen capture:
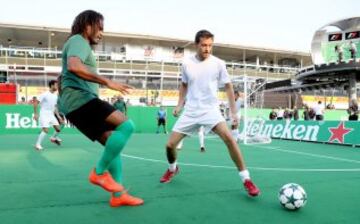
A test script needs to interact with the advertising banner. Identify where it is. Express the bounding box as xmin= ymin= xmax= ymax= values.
xmin=240 ymin=120 xmax=360 ymax=146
